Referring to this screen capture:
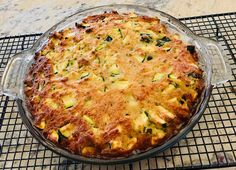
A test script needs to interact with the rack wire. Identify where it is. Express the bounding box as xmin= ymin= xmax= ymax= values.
xmin=0 ymin=12 xmax=236 ymax=170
